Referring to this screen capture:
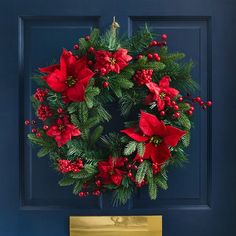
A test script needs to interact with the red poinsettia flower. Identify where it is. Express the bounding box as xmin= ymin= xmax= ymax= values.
xmin=94 ymin=48 xmax=132 ymax=74
xmin=46 ymin=116 xmax=81 ymax=147
xmin=39 ymin=49 xmax=94 ymax=102
xmin=97 ymin=156 xmax=126 ymax=186
xmin=121 ymin=111 xmax=185 ymax=164
xmin=145 ymin=76 xmax=179 ymax=111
